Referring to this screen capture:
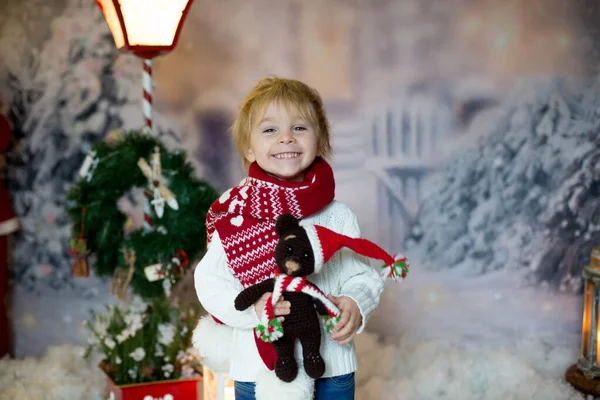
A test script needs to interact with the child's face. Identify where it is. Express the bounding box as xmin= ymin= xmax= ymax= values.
xmin=245 ymin=102 xmax=319 ymax=182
